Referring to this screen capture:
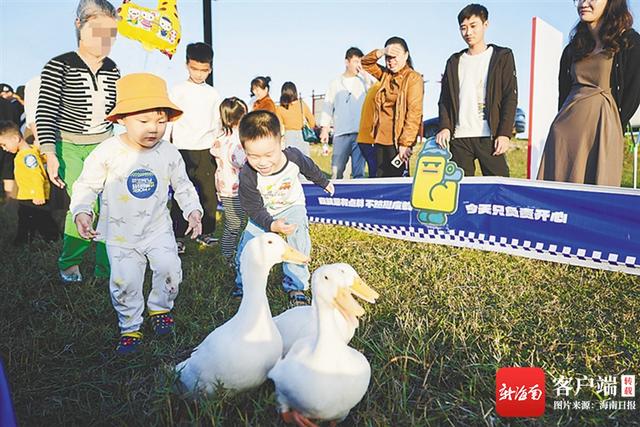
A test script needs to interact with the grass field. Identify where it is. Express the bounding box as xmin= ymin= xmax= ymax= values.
xmin=1 ymin=139 xmax=639 ymax=426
